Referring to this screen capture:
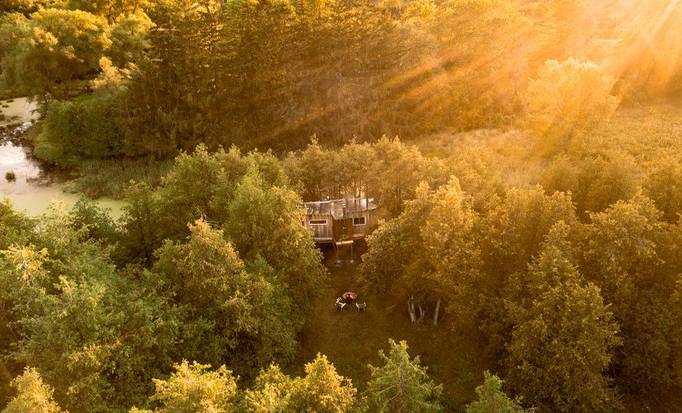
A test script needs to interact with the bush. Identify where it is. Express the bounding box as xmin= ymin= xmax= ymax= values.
xmin=36 ymin=90 xmax=126 ymax=164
